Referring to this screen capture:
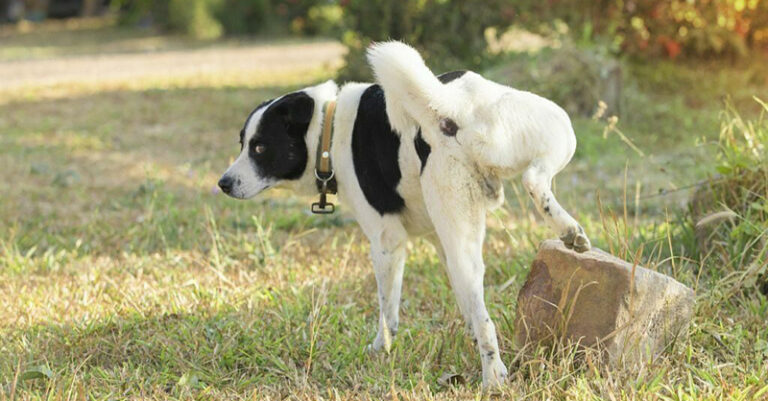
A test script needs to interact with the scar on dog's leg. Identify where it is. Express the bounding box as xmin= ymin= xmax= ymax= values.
xmin=522 ymin=163 xmax=591 ymax=252
xmin=369 ymin=222 xmax=407 ymax=352
xmin=421 ymin=157 xmax=508 ymax=389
